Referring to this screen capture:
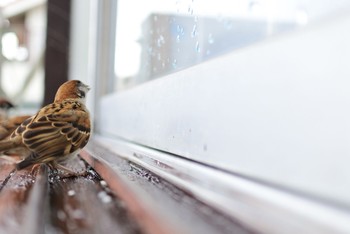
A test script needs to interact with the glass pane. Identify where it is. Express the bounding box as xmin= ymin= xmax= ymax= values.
xmin=114 ymin=0 xmax=350 ymax=90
